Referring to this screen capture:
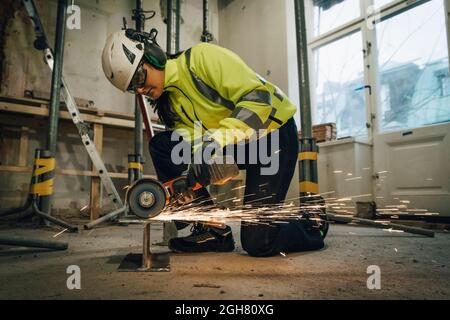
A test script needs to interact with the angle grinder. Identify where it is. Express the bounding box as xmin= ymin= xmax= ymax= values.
xmin=126 ymin=156 xmax=239 ymax=219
